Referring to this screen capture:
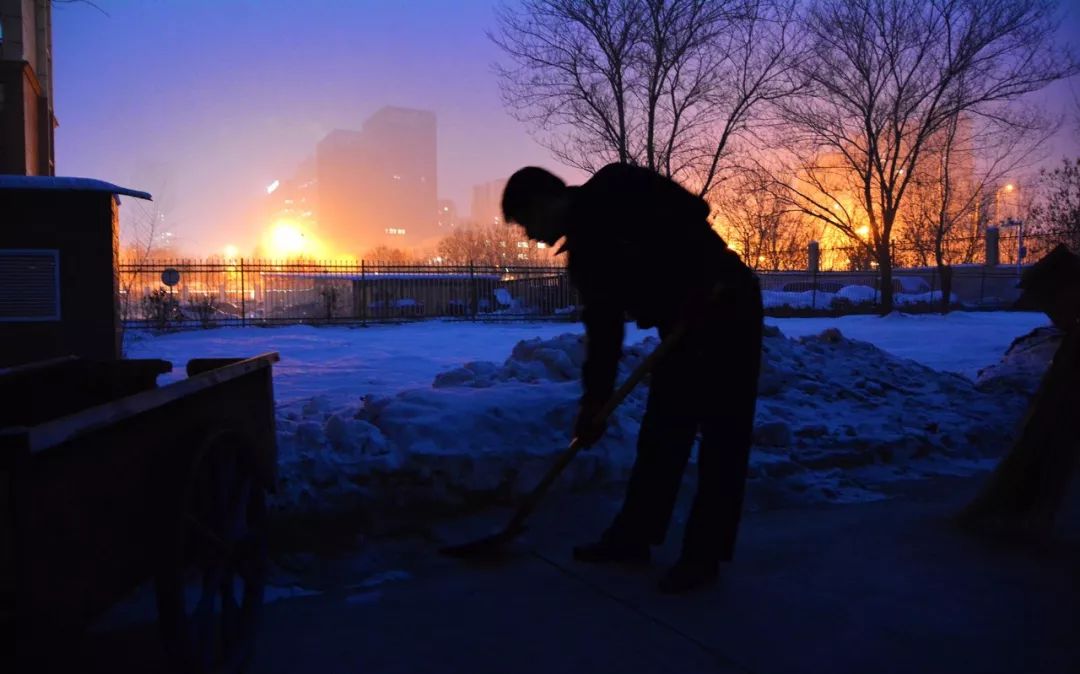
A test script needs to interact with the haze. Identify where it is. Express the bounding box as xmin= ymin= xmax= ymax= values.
xmin=52 ymin=0 xmax=1079 ymax=255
